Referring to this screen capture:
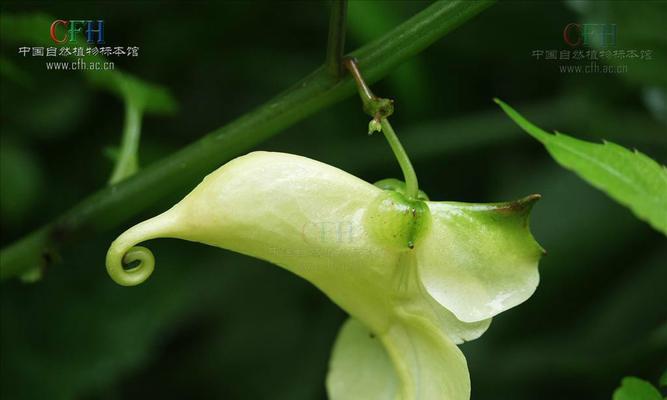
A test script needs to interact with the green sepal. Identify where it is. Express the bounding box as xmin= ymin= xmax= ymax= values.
xmin=364 ymin=190 xmax=431 ymax=251
xmin=373 ymin=178 xmax=430 ymax=200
